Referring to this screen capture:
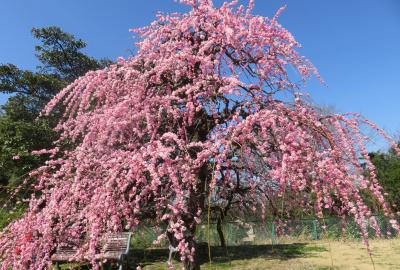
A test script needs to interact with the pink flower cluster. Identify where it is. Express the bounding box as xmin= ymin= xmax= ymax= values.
xmin=1 ymin=1 xmax=398 ymax=269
